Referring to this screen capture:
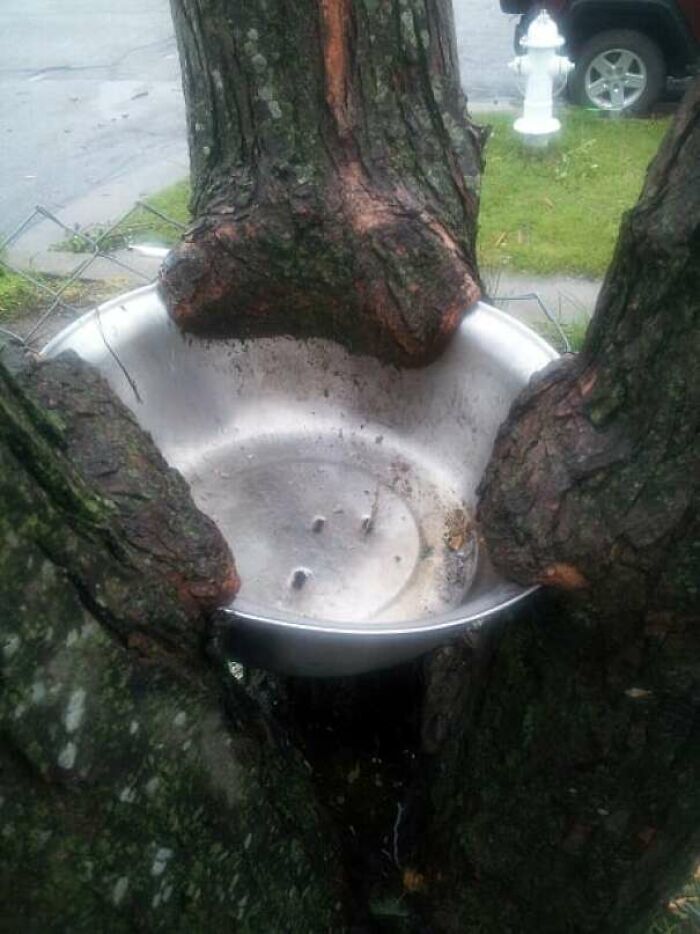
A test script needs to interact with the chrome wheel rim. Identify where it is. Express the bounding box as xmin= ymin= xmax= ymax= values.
xmin=585 ymin=48 xmax=647 ymax=110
